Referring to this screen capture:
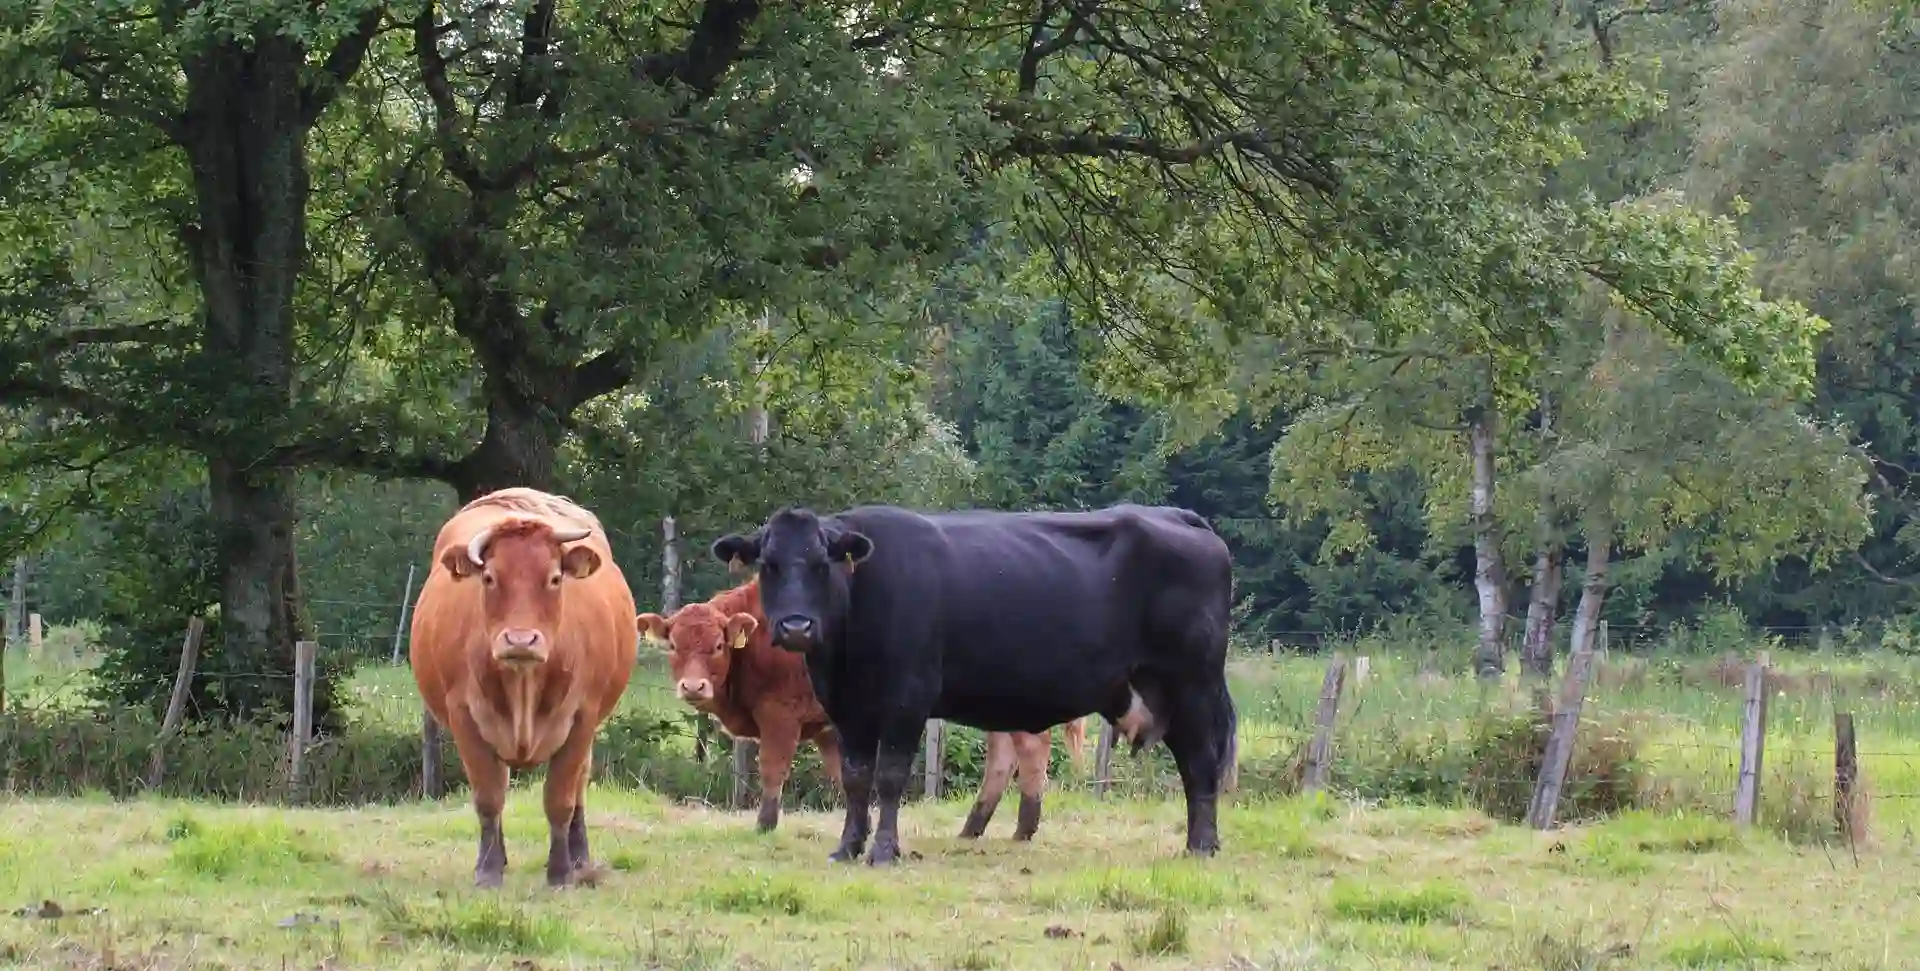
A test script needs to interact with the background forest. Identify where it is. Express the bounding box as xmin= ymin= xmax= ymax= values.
xmin=3 ymin=0 xmax=1919 ymax=724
